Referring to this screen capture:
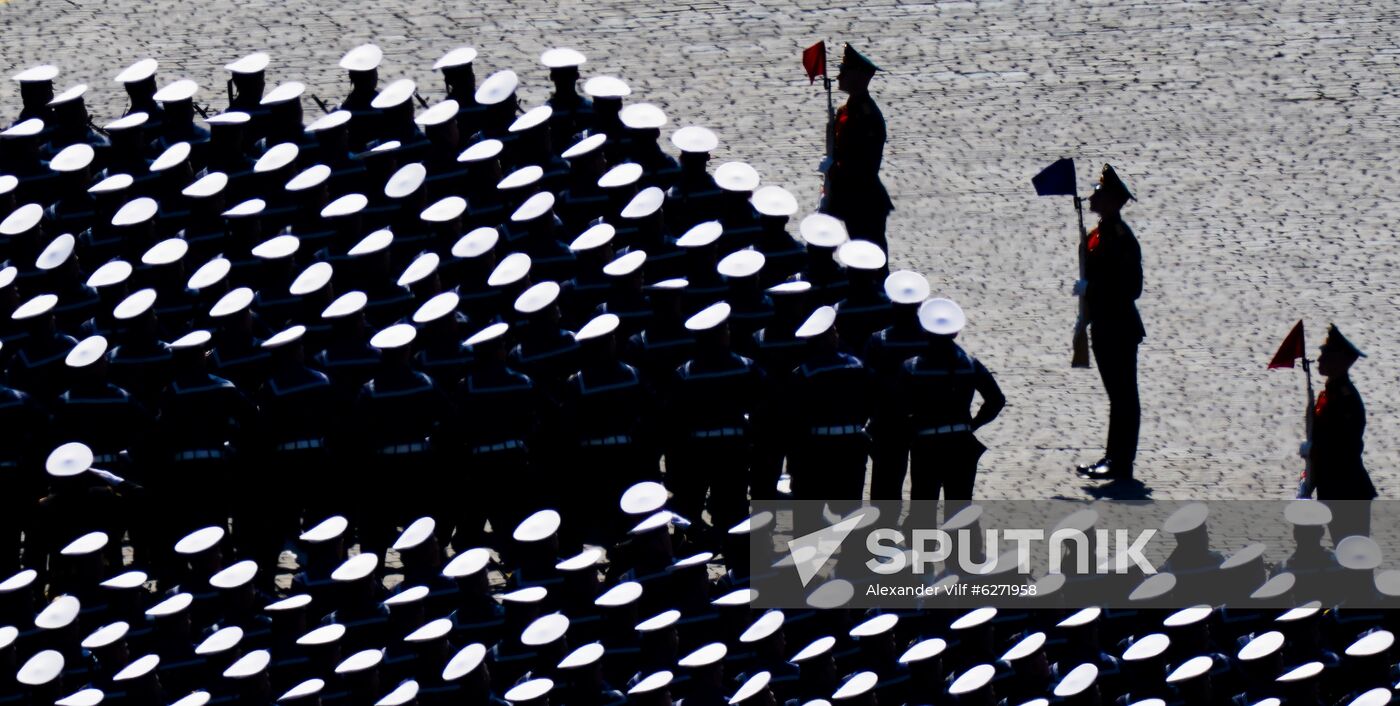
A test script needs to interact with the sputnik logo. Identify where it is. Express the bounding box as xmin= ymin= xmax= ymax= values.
xmin=787 ymin=512 xmax=866 ymax=587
